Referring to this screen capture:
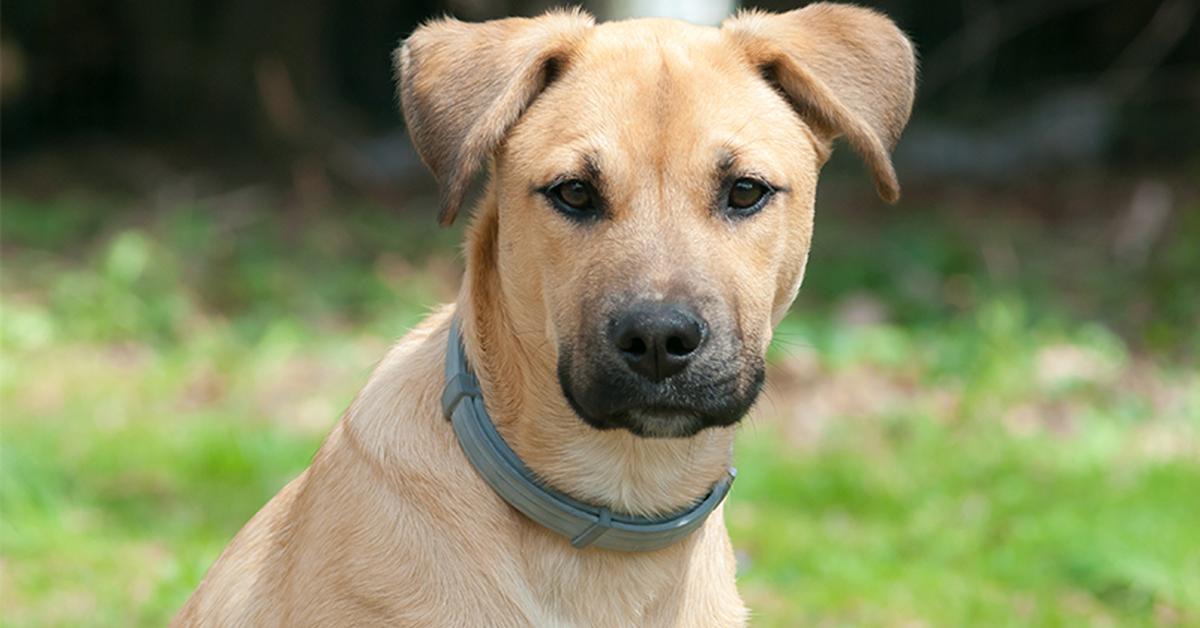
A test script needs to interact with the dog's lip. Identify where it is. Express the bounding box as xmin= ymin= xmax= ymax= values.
xmin=617 ymin=411 xmax=706 ymax=438
xmin=624 ymin=405 xmax=700 ymax=418
xmin=557 ymin=346 xmax=765 ymax=435
xmin=567 ymin=397 xmax=709 ymax=438
xmin=562 ymin=386 xmax=703 ymax=423
xmin=561 ymin=389 xmax=700 ymax=422
xmin=559 ymin=386 xmax=696 ymax=425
